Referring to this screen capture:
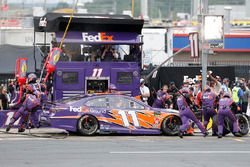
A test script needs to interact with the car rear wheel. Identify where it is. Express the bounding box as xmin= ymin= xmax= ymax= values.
xmin=161 ymin=115 xmax=181 ymax=136
xmin=77 ymin=115 xmax=99 ymax=136
xmin=230 ymin=114 xmax=249 ymax=136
